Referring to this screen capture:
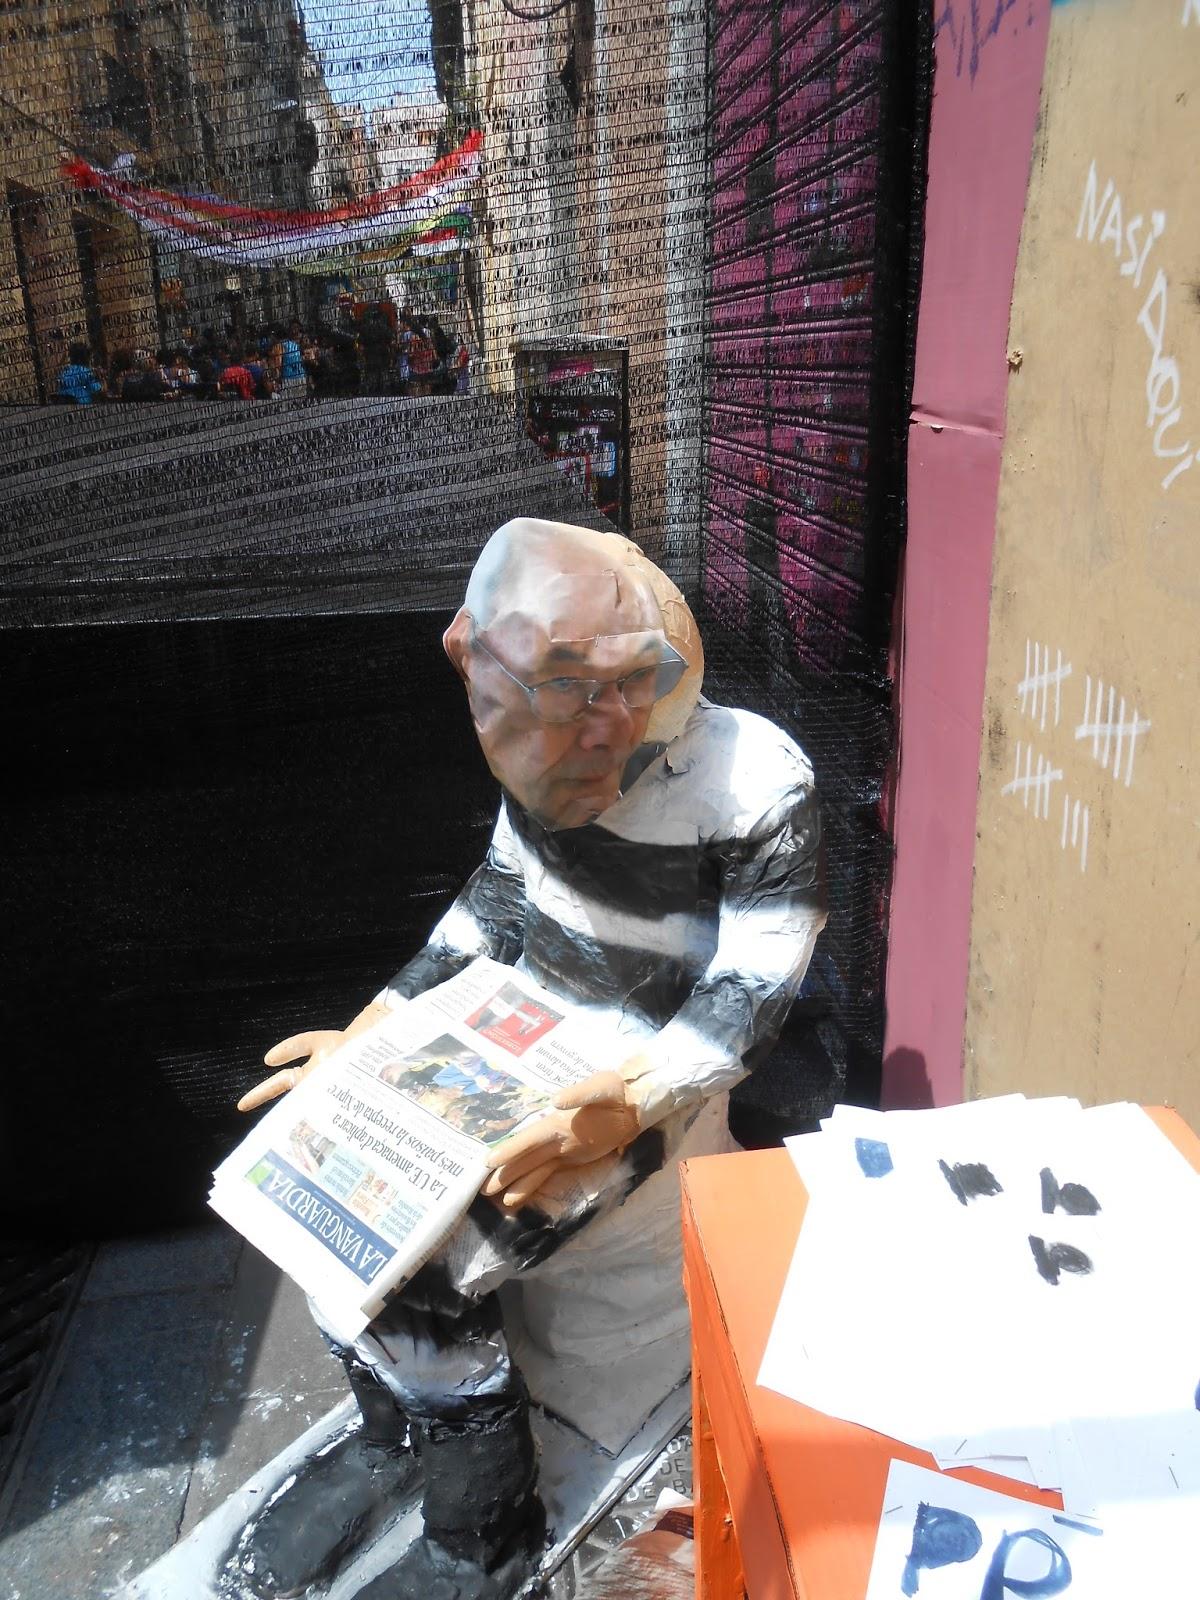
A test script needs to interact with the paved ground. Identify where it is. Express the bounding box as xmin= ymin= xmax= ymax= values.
xmin=0 ymin=1225 xmax=347 ymax=1600
xmin=0 ymin=1226 xmax=694 ymax=1600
